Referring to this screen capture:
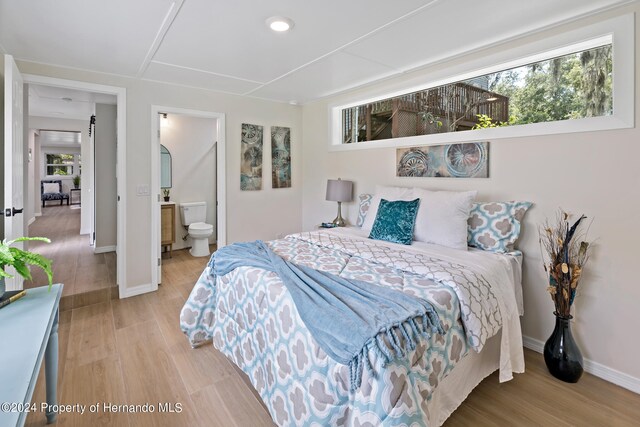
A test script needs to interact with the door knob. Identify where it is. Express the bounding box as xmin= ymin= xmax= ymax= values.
xmin=4 ymin=207 xmax=24 ymax=217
